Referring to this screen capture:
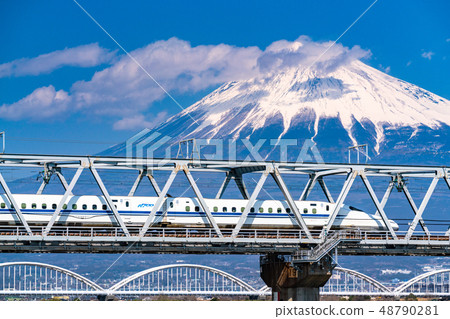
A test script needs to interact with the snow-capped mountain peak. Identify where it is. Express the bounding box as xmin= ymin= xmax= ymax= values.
xmin=162 ymin=60 xmax=449 ymax=157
